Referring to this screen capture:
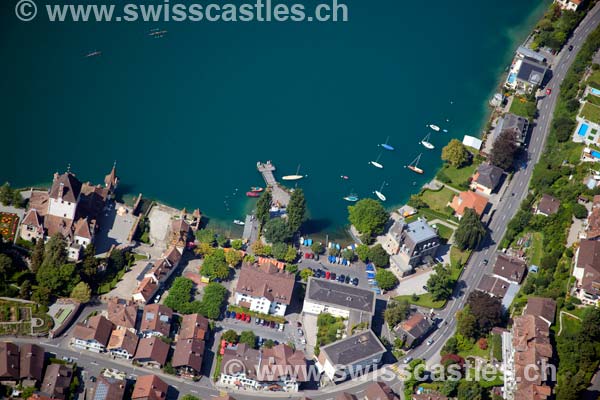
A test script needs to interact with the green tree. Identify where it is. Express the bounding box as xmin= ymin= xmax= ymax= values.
xmin=454 ymin=208 xmax=486 ymax=250
xmin=287 ymin=188 xmax=307 ymax=233
xmin=195 ymin=229 xmax=216 ymax=246
xmin=271 ymin=242 xmax=288 ymax=260
xmin=263 ymin=218 xmax=292 ymax=244
xmin=368 ymin=244 xmax=389 ymax=267
xmin=490 ymin=130 xmax=518 ymax=170
xmin=356 ymin=244 xmax=370 ymax=261
xmin=30 ymin=239 xmax=45 ymax=273
xmin=284 ymin=246 xmax=297 ymax=263
xmin=341 ymin=249 xmax=355 ymax=262
xmin=81 ymin=245 xmax=99 ymax=280
xmin=0 ymin=183 xmax=12 ymax=206
xmin=19 ymin=280 xmax=31 ymax=300
xmin=31 ymin=286 xmax=51 ymax=306
xmin=384 ymin=299 xmax=410 ymax=327
xmin=572 ymin=203 xmax=588 ymax=219
xmin=251 ymin=241 xmax=271 ymax=256
xmin=180 ymin=395 xmax=200 ymax=400
xmin=201 ymin=249 xmax=230 ymax=280
xmin=239 ymin=331 xmax=257 ymax=348
xmin=224 ymin=249 xmax=243 ymax=267
xmin=457 ymin=380 xmax=484 ymax=400
xmin=216 ymin=234 xmax=229 ymax=248
xmin=427 ymin=264 xmax=454 ymax=301
xmin=0 ymin=254 xmax=11 ymax=280
xmin=36 ymin=263 xmax=80 ymax=295
xmin=467 ymin=291 xmax=504 ymax=336
xmin=70 ymin=282 xmax=92 ymax=303
xmin=441 ymin=139 xmax=470 ymax=167
xmin=263 ymin=339 xmax=275 ymax=349
xmin=285 ymin=264 xmax=298 ymax=274
xmin=256 ymin=190 xmax=272 ymax=228
xmin=222 ymin=329 xmax=238 ymax=343
xmin=441 ymin=336 xmax=459 ymax=355
xmin=310 ymin=242 xmax=324 ymax=255
xmin=456 ymin=307 xmax=477 ymax=339
xmin=375 ymin=269 xmax=398 ymax=290
xmin=348 ymin=199 xmax=389 ymax=236
xmin=41 ymin=234 xmax=67 ymax=269
xmin=231 ymin=239 xmax=243 ymax=250
xmin=300 ymin=268 xmax=314 ymax=282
